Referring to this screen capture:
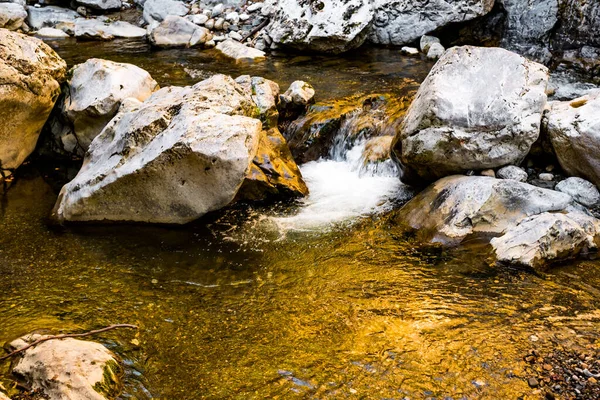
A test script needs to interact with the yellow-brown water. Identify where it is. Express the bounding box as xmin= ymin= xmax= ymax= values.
xmin=1 ymin=43 xmax=600 ymax=399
